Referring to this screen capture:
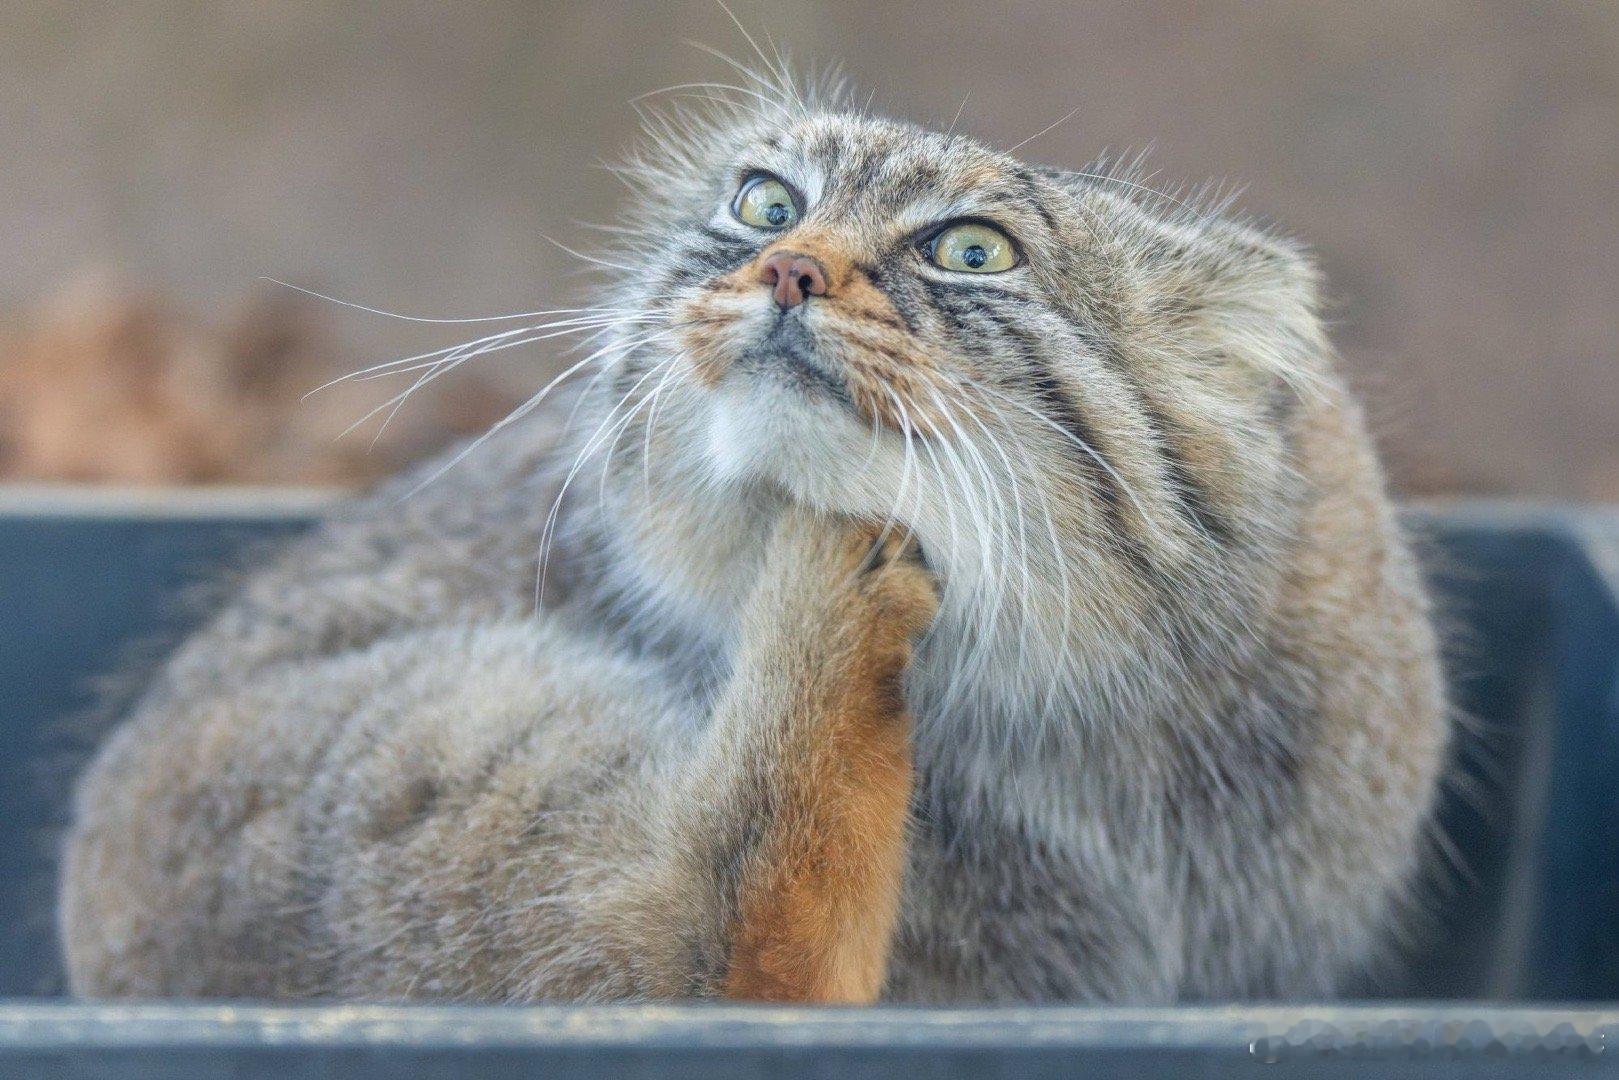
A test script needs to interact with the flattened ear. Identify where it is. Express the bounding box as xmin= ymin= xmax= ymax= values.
xmin=1035 ymin=167 xmax=1330 ymax=394
xmin=1131 ymin=213 xmax=1329 ymax=392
